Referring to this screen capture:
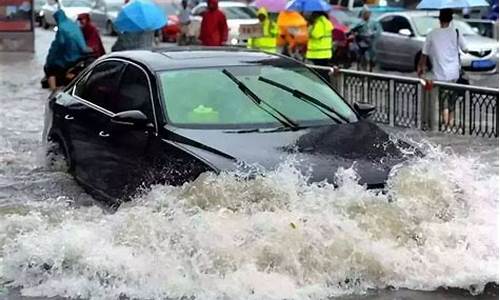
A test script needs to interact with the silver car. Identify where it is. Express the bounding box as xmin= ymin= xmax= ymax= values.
xmin=89 ymin=0 xmax=123 ymax=35
xmin=374 ymin=11 xmax=499 ymax=73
